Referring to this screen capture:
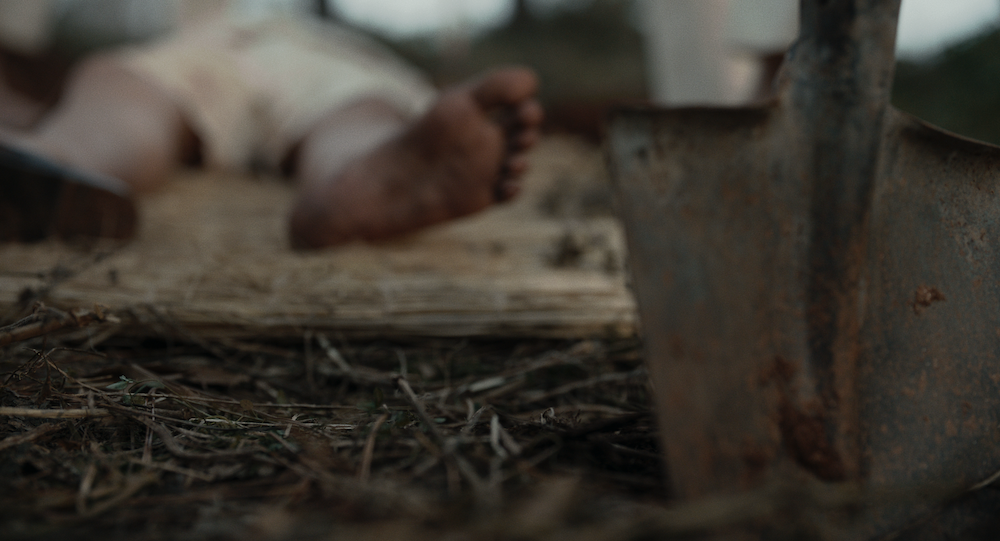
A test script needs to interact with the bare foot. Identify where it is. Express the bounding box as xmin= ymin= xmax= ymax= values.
xmin=288 ymin=67 xmax=543 ymax=249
